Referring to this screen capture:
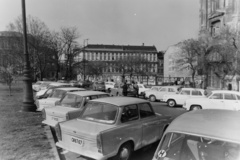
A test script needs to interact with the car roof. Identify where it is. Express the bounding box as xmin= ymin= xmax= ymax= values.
xmin=211 ymin=90 xmax=240 ymax=94
xmin=67 ymin=91 xmax=108 ymax=96
xmin=166 ymin=109 xmax=240 ymax=143
xmin=54 ymin=87 xmax=85 ymax=91
xmin=181 ymin=88 xmax=205 ymax=91
xmin=49 ymin=82 xmax=70 ymax=86
xmin=90 ymin=97 xmax=149 ymax=106
xmin=161 ymin=85 xmax=182 ymax=88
